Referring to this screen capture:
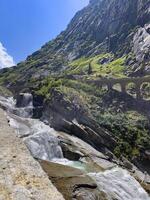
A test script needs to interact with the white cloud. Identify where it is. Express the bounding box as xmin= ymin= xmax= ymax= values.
xmin=0 ymin=42 xmax=15 ymax=69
